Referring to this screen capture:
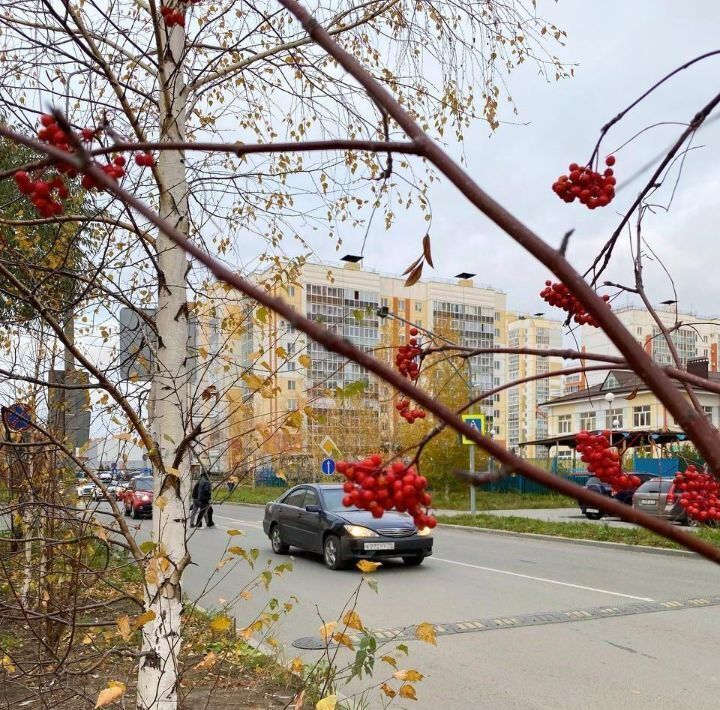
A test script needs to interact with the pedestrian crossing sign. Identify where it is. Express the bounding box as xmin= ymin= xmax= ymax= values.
xmin=461 ymin=414 xmax=486 ymax=445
